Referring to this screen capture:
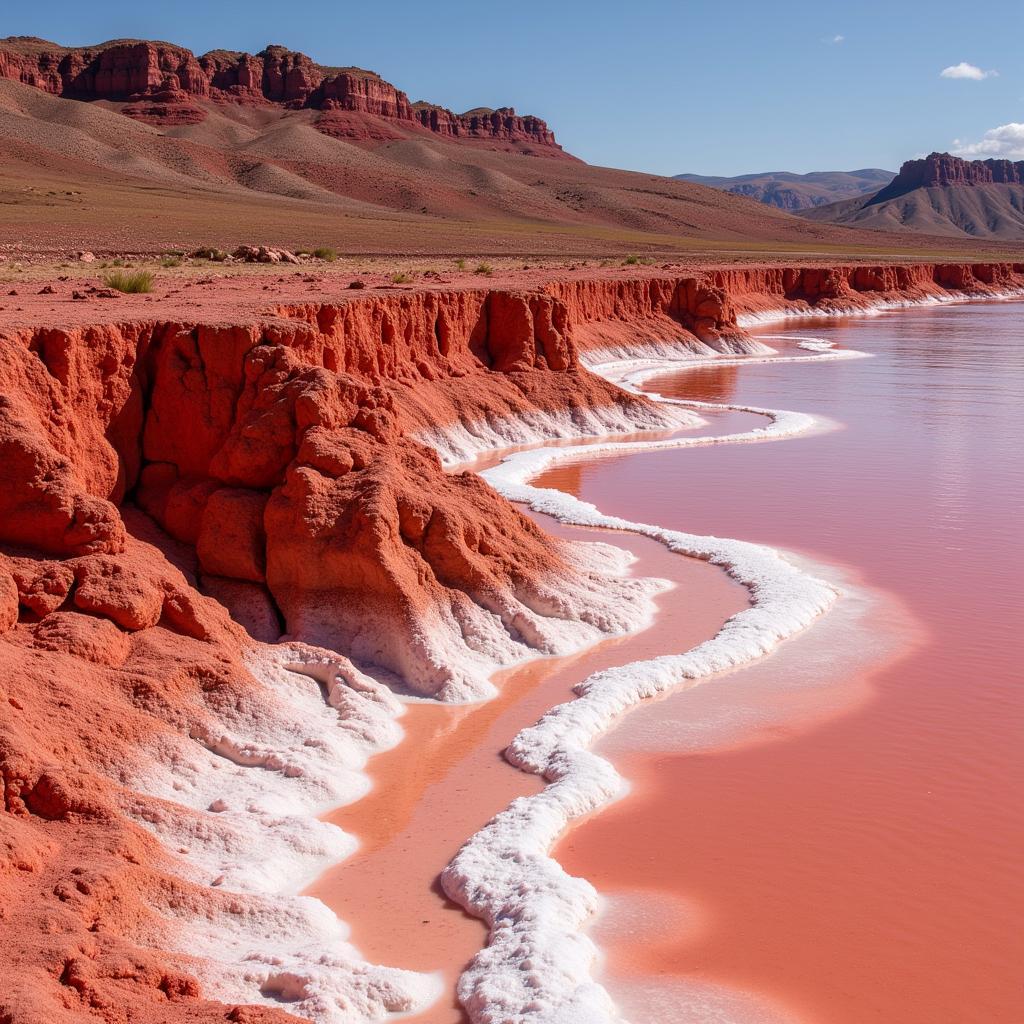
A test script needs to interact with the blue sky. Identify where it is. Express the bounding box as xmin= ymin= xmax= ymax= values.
xmin=4 ymin=0 xmax=1022 ymax=175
